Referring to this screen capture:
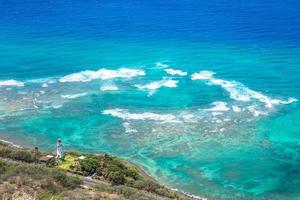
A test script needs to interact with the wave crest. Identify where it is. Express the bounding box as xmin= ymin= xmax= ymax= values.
xmin=156 ymin=62 xmax=169 ymax=68
xmin=165 ymin=68 xmax=187 ymax=76
xmin=61 ymin=93 xmax=88 ymax=99
xmin=60 ymin=68 xmax=145 ymax=83
xmin=135 ymin=78 xmax=178 ymax=96
xmin=103 ymin=108 xmax=180 ymax=123
xmin=0 ymin=80 xmax=24 ymax=87
xmin=191 ymin=70 xmax=297 ymax=108
xmin=100 ymin=84 xmax=119 ymax=91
